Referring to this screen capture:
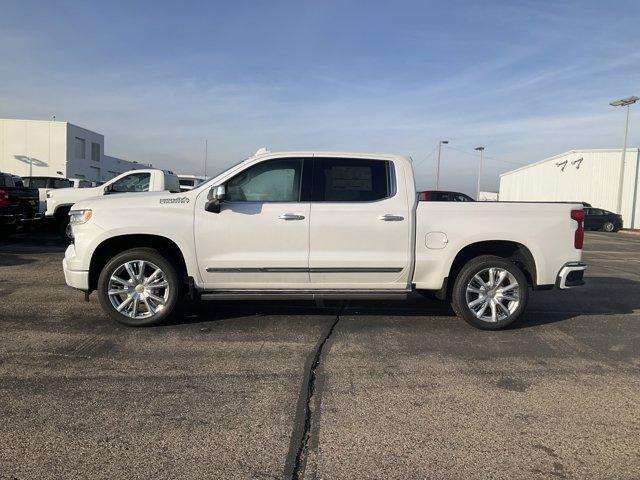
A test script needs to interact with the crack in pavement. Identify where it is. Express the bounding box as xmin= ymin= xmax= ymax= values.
xmin=285 ymin=314 xmax=340 ymax=480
